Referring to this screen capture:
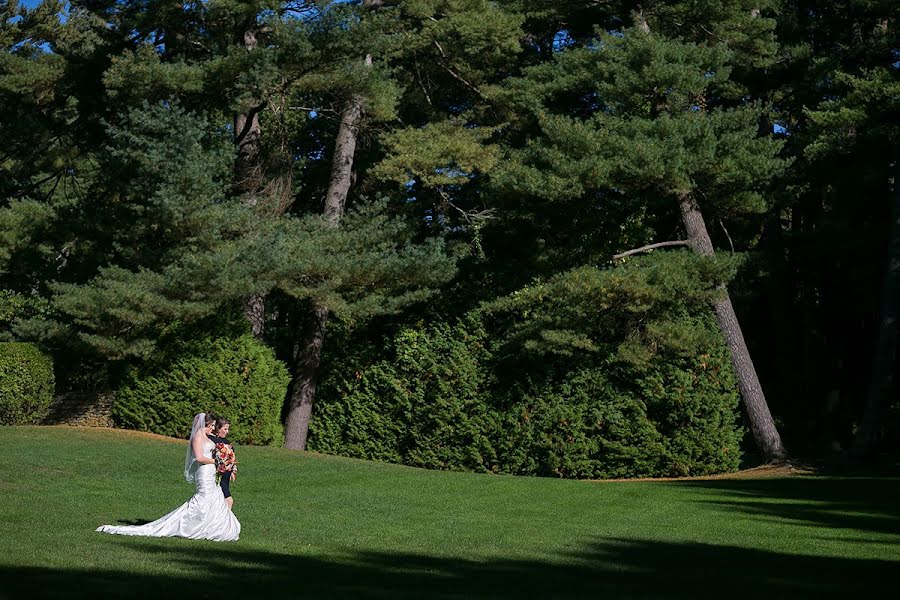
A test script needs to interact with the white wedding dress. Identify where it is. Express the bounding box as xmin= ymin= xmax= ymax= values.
xmin=96 ymin=437 xmax=240 ymax=542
